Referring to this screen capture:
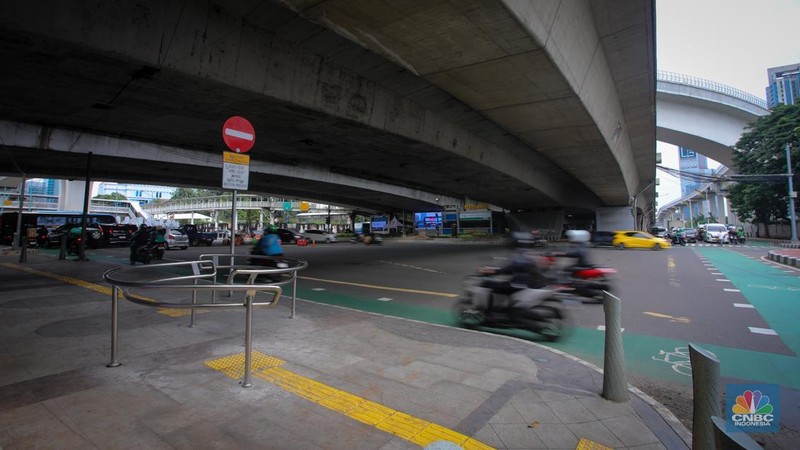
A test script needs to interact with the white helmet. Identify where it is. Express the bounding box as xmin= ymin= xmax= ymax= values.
xmin=566 ymin=230 xmax=590 ymax=243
